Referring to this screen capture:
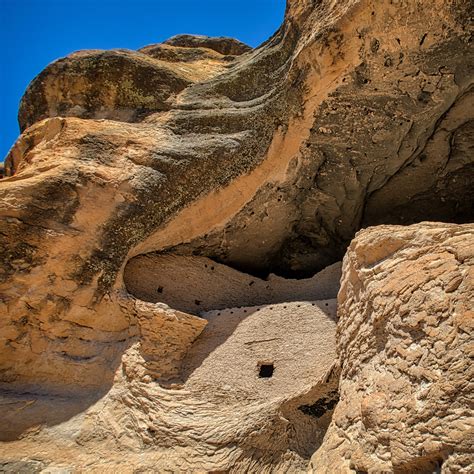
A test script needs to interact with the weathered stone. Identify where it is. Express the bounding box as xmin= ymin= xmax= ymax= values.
xmin=0 ymin=0 xmax=473 ymax=471
xmin=163 ymin=34 xmax=252 ymax=55
xmin=18 ymin=46 xmax=236 ymax=131
xmin=311 ymin=222 xmax=474 ymax=473
xmin=1 ymin=296 xmax=339 ymax=471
